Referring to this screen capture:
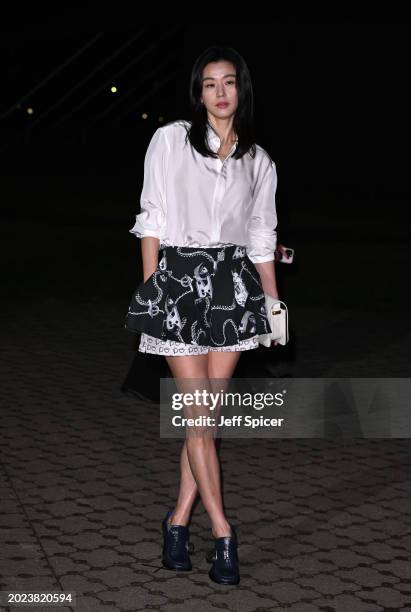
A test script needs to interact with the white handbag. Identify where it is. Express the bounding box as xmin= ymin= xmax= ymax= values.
xmin=258 ymin=294 xmax=289 ymax=347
